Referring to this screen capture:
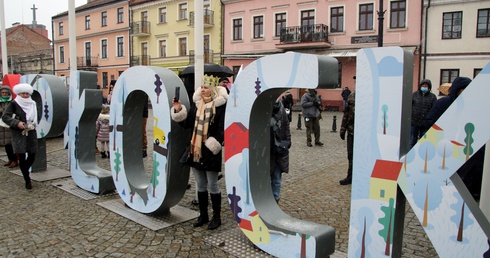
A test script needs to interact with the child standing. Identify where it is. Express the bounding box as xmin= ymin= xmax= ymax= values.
xmin=96 ymin=105 xmax=110 ymax=158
